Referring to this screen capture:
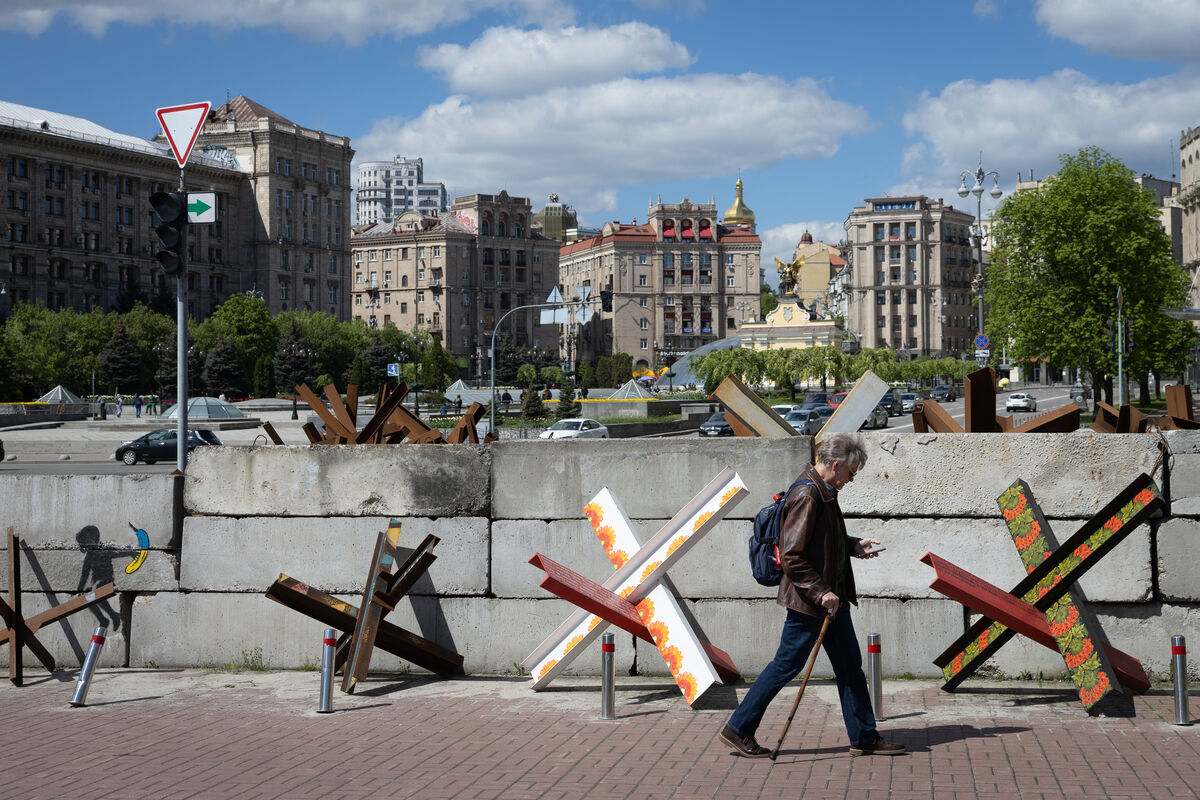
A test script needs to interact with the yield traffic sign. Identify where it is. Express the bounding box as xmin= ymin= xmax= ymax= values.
xmin=156 ymin=101 xmax=211 ymax=167
xmin=187 ymin=192 xmax=216 ymax=223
